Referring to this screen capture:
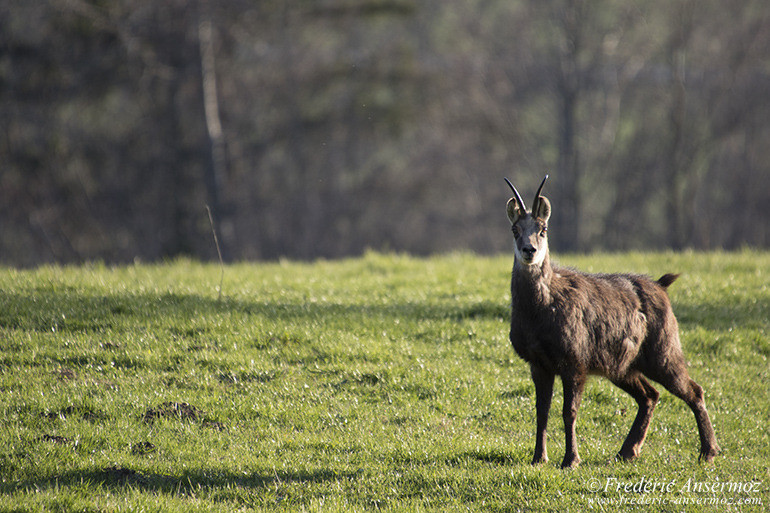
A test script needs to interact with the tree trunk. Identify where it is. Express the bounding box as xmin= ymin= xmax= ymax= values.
xmin=198 ymin=0 xmax=229 ymax=260
xmin=555 ymin=0 xmax=583 ymax=252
